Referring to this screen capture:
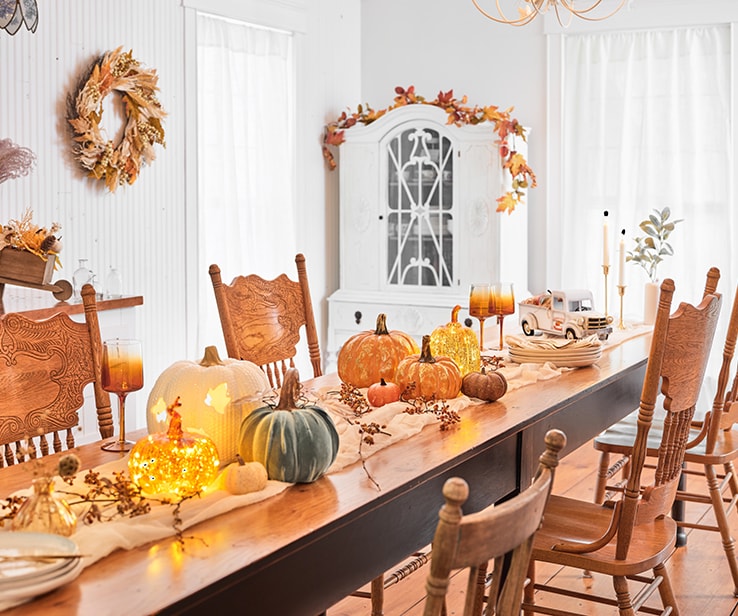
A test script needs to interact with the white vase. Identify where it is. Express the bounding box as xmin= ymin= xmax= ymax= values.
xmin=643 ymin=281 xmax=659 ymax=325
